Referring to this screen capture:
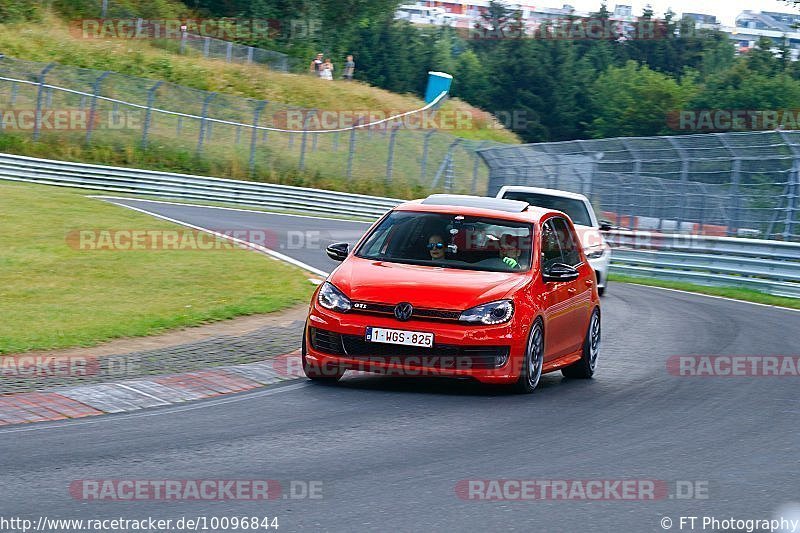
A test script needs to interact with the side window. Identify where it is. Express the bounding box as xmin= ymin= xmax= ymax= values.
xmin=540 ymin=220 xmax=562 ymax=273
xmin=551 ymin=217 xmax=581 ymax=266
